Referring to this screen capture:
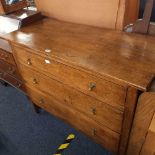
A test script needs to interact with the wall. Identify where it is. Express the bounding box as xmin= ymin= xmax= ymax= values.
xmin=35 ymin=0 xmax=120 ymax=29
